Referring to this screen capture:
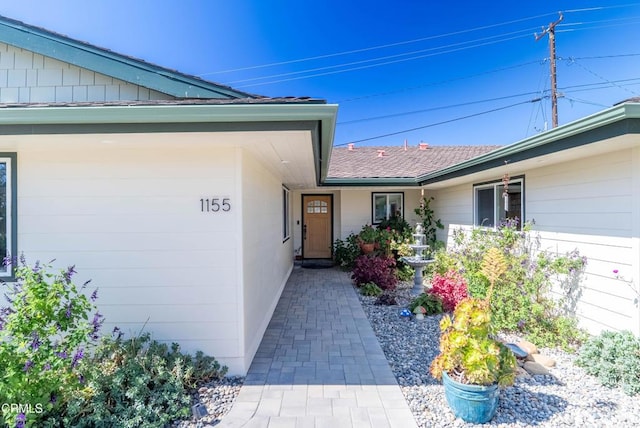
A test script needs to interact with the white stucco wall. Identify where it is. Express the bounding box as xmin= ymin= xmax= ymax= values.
xmin=9 ymin=137 xmax=249 ymax=372
xmin=240 ymin=148 xmax=293 ymax=373
xmin=434 ymin=148 xmax=640 ymax=336
xmin=0 ymin=42 xmax=175 ymax=103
